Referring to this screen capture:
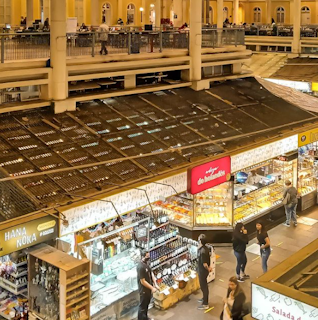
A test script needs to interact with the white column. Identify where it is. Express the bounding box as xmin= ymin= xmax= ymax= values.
xmin=27 ymin=0 xmax=34 ymax=27
xmin=217 ymin=0 xmax=223 ymax=28
xmin=293 ymin=0 xmax=301 ymax=53
xmin=233 ymin=0 xmax=239 ymax=24
xmin=266 ymin=0 xmax=272 ymax=24
xmin=91 ymin=0 xmax=100 ymax=27
xmin=190 ymin=0 xmax=202 ymax=81
xmin=50 ymin=0 xmax=67 ymax=102
xmin=155 ymin=0 xmax=162 ymax=28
